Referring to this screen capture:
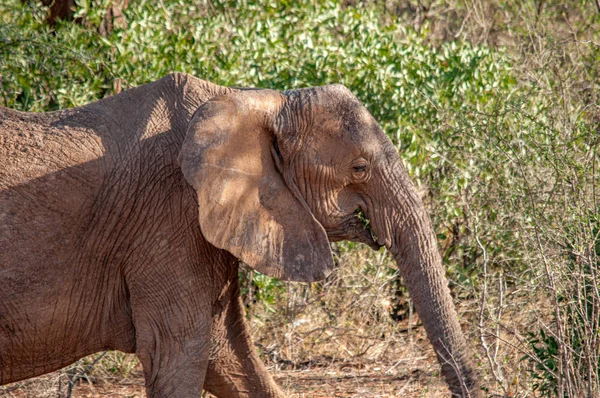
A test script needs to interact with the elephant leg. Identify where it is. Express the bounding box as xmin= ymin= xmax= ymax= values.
xmin=130 ymin=275 xmax=214 ymax=397
xmin=203 ymin=277 xmax=285 ymax=398
xmin=136 ymin=328 xmax=211 ymax=398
